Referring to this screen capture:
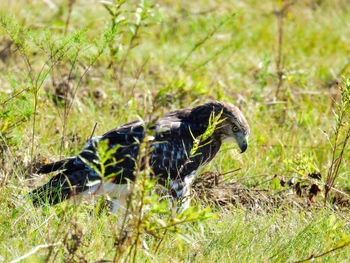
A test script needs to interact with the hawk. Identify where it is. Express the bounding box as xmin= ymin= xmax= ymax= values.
xmin=28 ymin=101 xmax=250 ymax=212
